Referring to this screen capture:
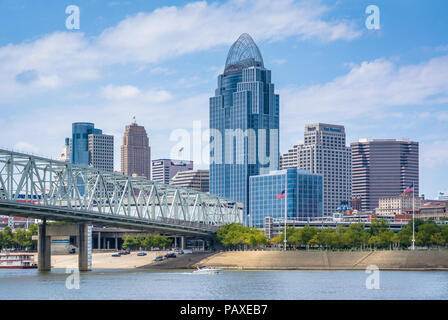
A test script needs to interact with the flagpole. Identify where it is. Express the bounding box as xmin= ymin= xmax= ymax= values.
xmin=412 ymin=181 xmax=415 ymax=251
xmin=284 ymin=187 xmax=287 ymax=251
